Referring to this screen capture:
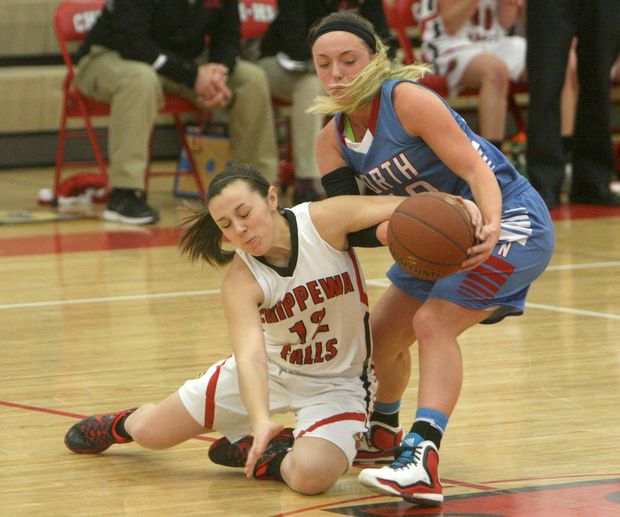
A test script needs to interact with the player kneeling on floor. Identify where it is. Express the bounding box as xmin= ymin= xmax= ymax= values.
xmin=64 ymin=163 xmax=433 ymax=495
